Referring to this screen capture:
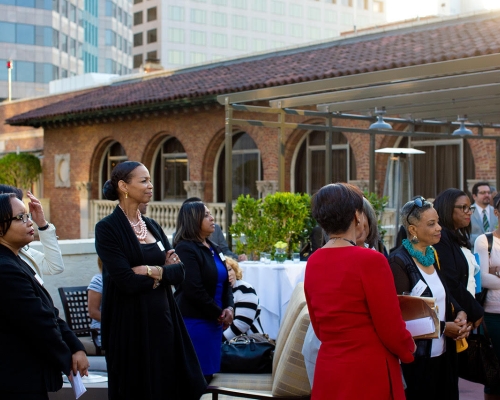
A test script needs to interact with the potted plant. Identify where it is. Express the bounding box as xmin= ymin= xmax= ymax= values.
xmin=274 ymin=241 xmax=288 ymax=263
